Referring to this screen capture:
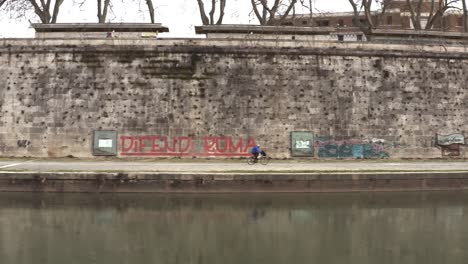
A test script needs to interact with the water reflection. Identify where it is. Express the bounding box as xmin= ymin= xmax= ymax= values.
xmin=0 ymin=192 xmax=467 ymax=264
